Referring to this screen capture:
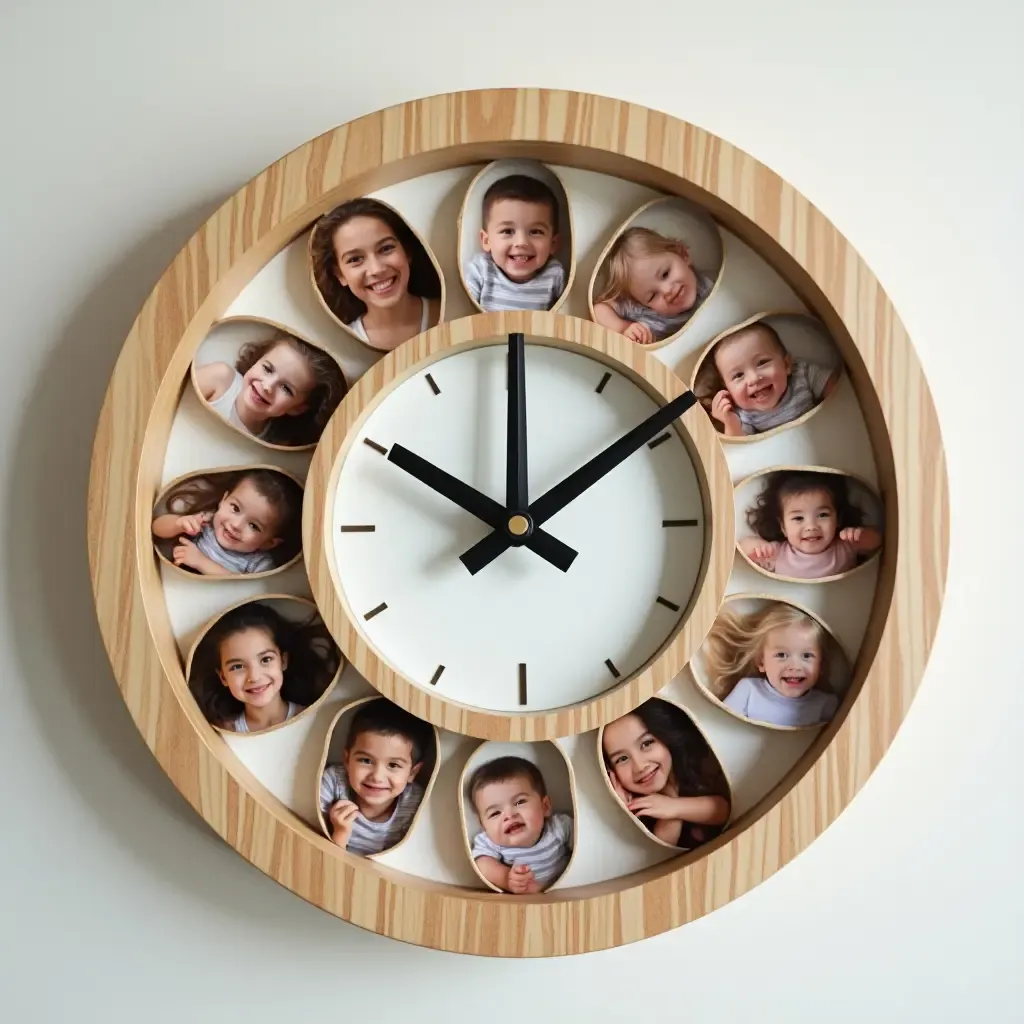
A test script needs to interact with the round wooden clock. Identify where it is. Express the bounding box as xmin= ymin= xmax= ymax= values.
xmin=87 ymin=88 xmax=948 ymax=956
